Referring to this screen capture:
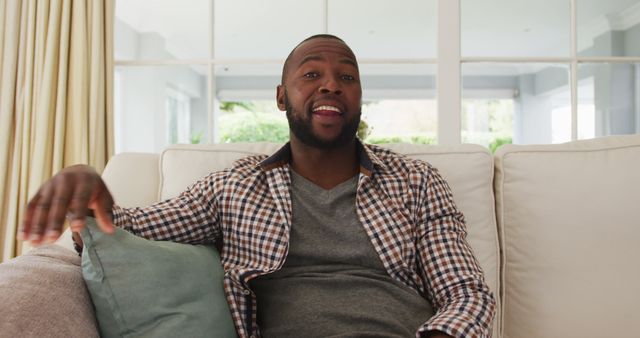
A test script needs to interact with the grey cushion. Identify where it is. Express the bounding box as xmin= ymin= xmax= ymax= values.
xmin=0 ymin=244 xmax=99 ymax=337
xmin=80 ymin=218 xmax=237 ymax=338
